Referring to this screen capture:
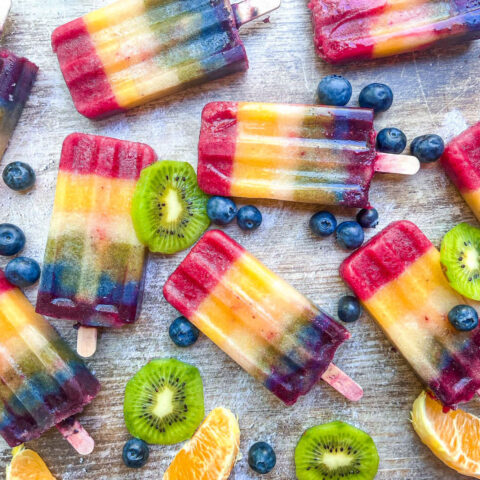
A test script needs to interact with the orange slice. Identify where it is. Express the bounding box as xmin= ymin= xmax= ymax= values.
xmin=163 ymin=407 xmax=240 ymax=480
xmin=6 ymin=445 xmax=56 ymax=480
xmin=411 ymin=390 xmax=480 ymax=478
